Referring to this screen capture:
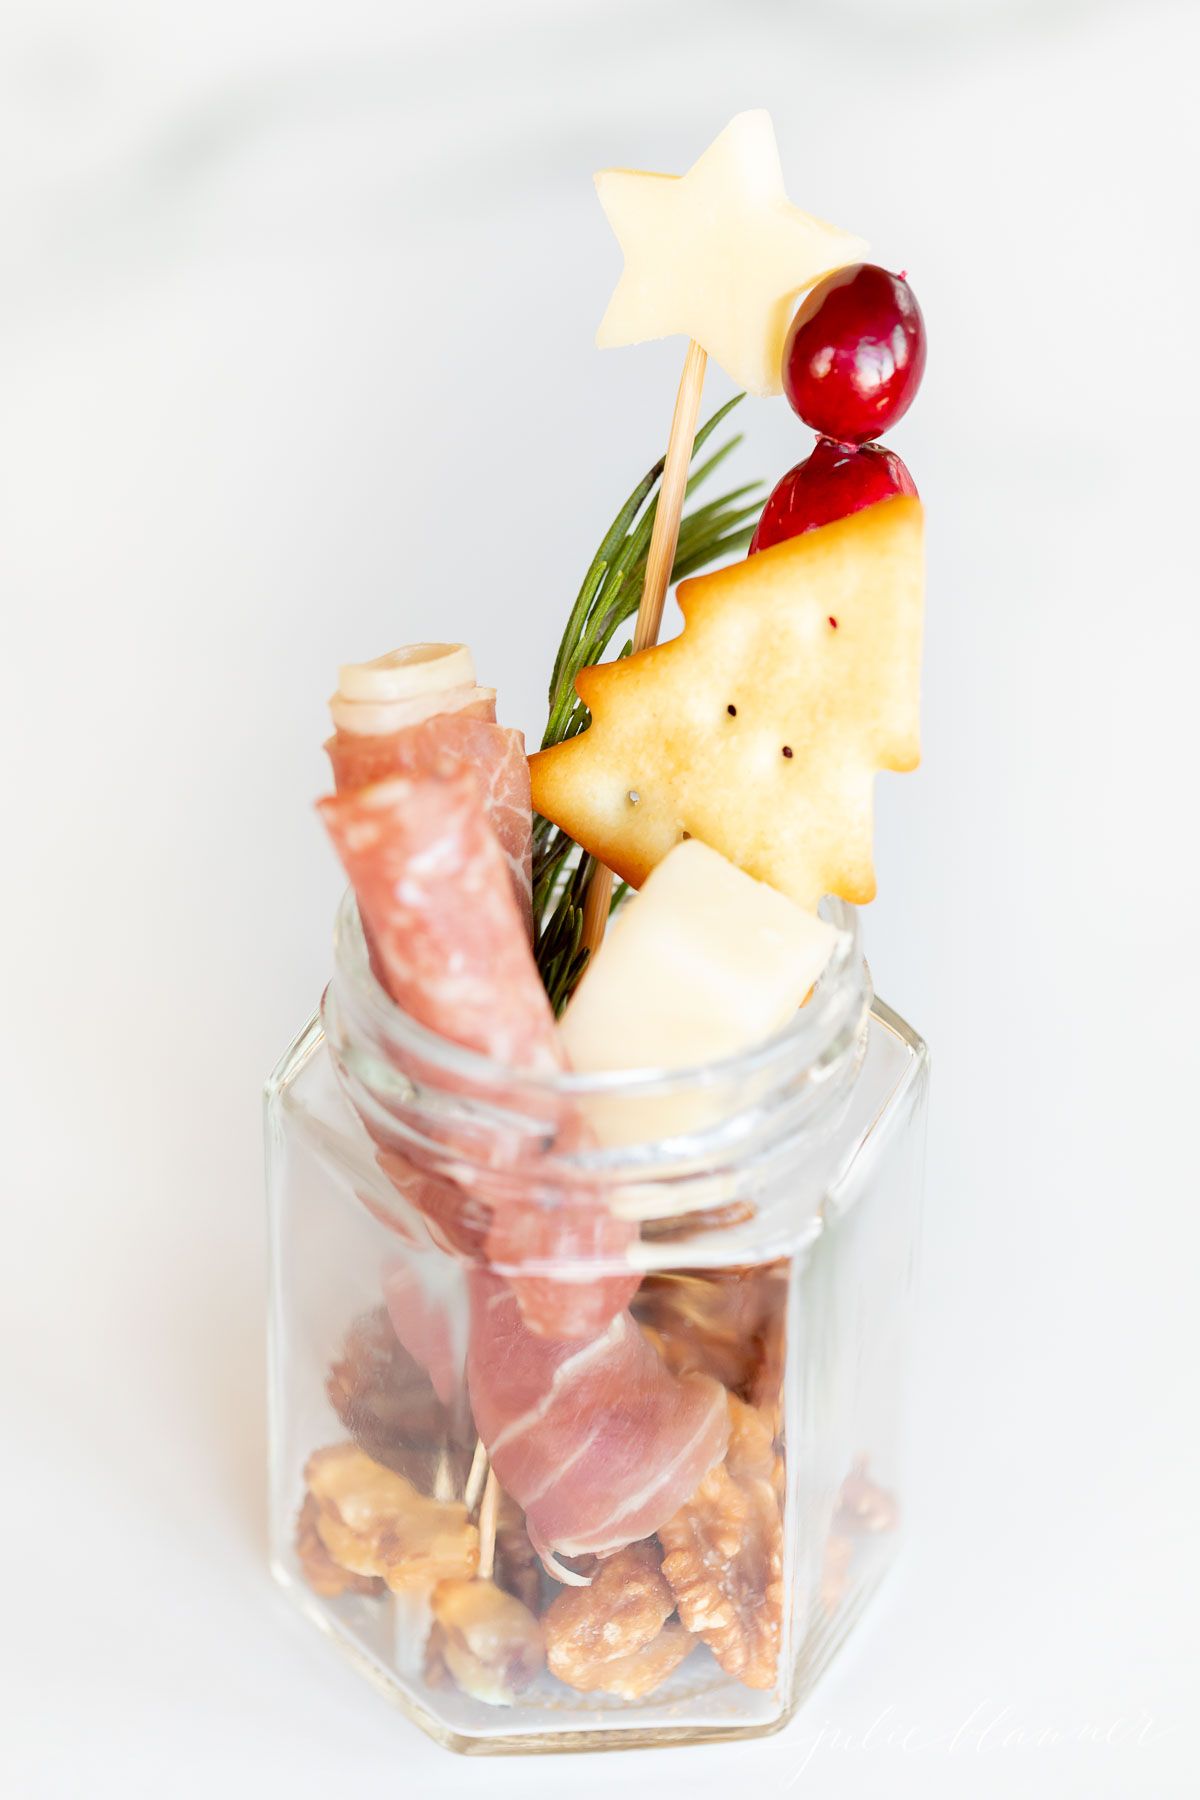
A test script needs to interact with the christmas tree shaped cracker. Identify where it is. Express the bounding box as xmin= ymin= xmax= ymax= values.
xmin=529 ymin=496 xmax=923 ymax=913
